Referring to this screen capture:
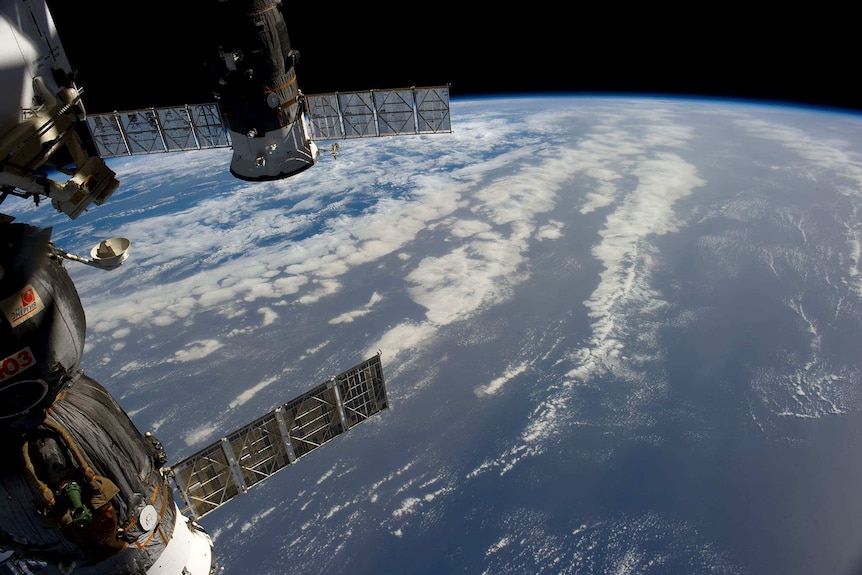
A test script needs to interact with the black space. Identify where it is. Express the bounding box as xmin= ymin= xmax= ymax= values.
xmin=44 ymin=2 xmax=861 ymax=115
